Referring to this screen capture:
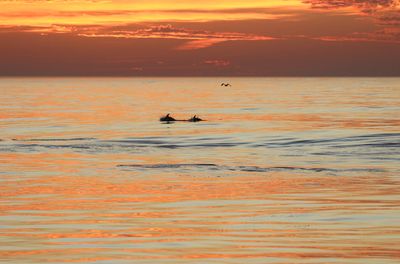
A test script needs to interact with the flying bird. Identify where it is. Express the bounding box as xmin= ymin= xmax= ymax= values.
xmin=221 ymin=83 xmax=231 ymax=87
